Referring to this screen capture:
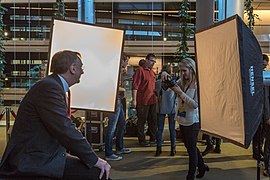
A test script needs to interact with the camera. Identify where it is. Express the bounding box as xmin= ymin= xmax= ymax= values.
xmin=161 ymin=74 xmax=177 ymax=91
